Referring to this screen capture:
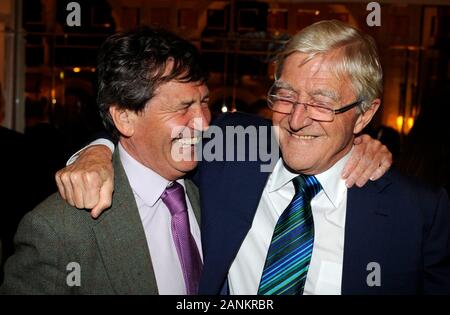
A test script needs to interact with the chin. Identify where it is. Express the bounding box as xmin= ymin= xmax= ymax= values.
xmin=283 ymin=151 xmax=320 ymax=173
xmin=283 ymin=156 xmax=307 ymax=172
xmin=175 ymin=160 xmax=198 ymax=174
